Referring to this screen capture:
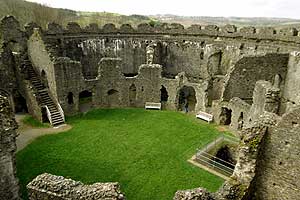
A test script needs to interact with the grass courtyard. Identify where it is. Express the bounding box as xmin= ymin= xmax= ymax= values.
xmin=17 ymin=108 xmax=225 ymax=200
